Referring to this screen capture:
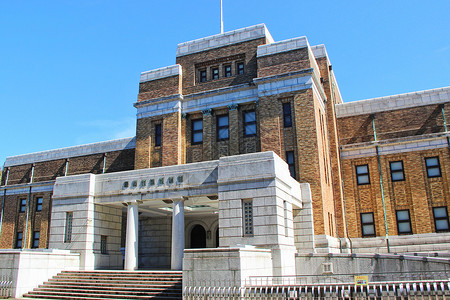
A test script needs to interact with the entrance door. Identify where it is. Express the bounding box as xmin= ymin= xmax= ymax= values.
xmin=190 ymin=225 xmax=206 ymax=248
